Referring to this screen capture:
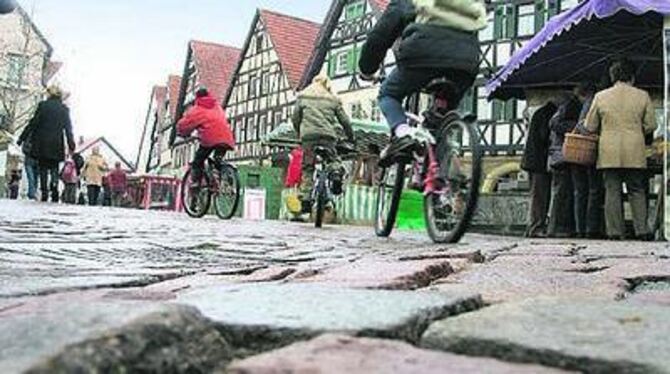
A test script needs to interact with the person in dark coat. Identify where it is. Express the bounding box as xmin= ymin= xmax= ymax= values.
xmin=358 ymin=0 xmax=486 ymax=161
xmin=572 ymin=82 xmax=605 ymax=239
xmin=18 ymin=86 xmax=75 ymax=203
xmin=521 ymin=101 xmax=557 ymax=238
xmin=547 ymin=94 xmax=582 ymax=238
